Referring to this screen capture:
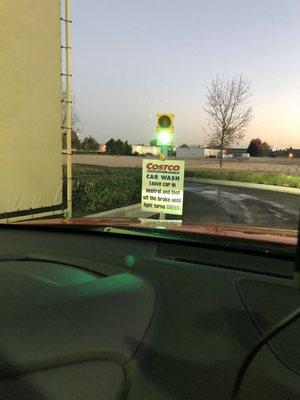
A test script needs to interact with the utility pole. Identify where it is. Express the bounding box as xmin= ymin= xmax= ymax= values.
xmin=63 ymin=0 xmax=73 ymax=217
